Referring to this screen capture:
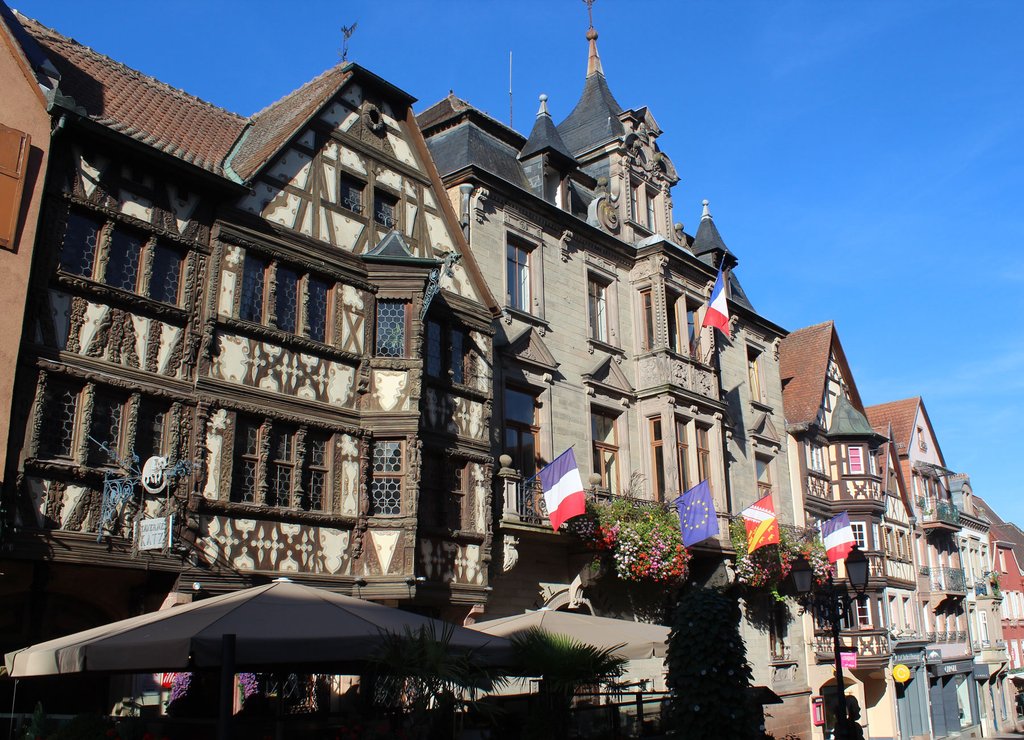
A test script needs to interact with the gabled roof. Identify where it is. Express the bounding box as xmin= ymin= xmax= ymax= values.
xmin=779 ymin=321 xmax=867 ymax=429
xmin=519 ymin=94 xmax=576 ymax=166
xmin=17 ymin=13 xmax=246 ymax=177
xmin=581 ymin=355 xmax=634 ymax=400
xmin=502 ymin=326 xmax=558 ymax=374
xmin=865 ymin=397 xmax=923 ymax=455
xmin=556 ymin=29 xmax=624 ymax=156
xmin=228 ymin=63 xmax=354 ymax=182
